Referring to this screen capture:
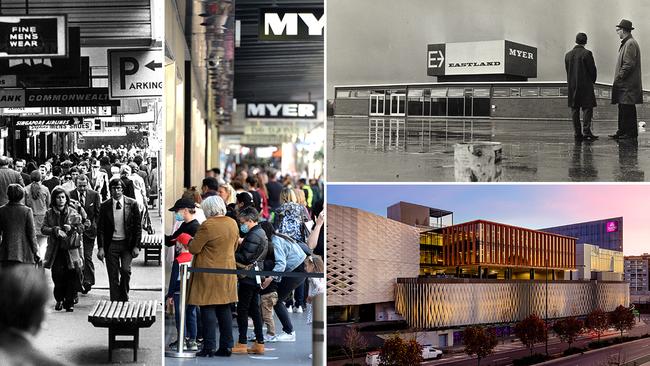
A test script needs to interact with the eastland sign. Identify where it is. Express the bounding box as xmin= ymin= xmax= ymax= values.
xmin=427 ymin=40 xmax=537 ymax=78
